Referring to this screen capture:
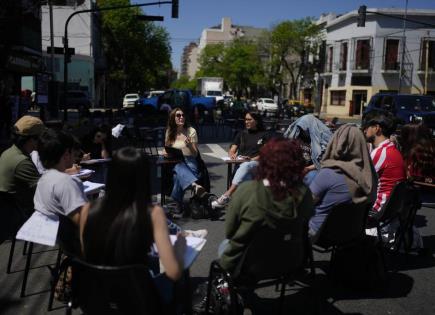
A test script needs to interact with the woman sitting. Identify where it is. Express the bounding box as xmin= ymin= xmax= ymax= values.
xmin=164 ymin=108 xmax=206 ymax=213
xmin=80 ymin=147 xmax=186 ymax=302
xmin=308 ymin=124 xmax=377 ymax=238
xmin=212 ymin=111 xmax=270 ymax=209
xmin=219 ymin=138 xmax=314 ymax=273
